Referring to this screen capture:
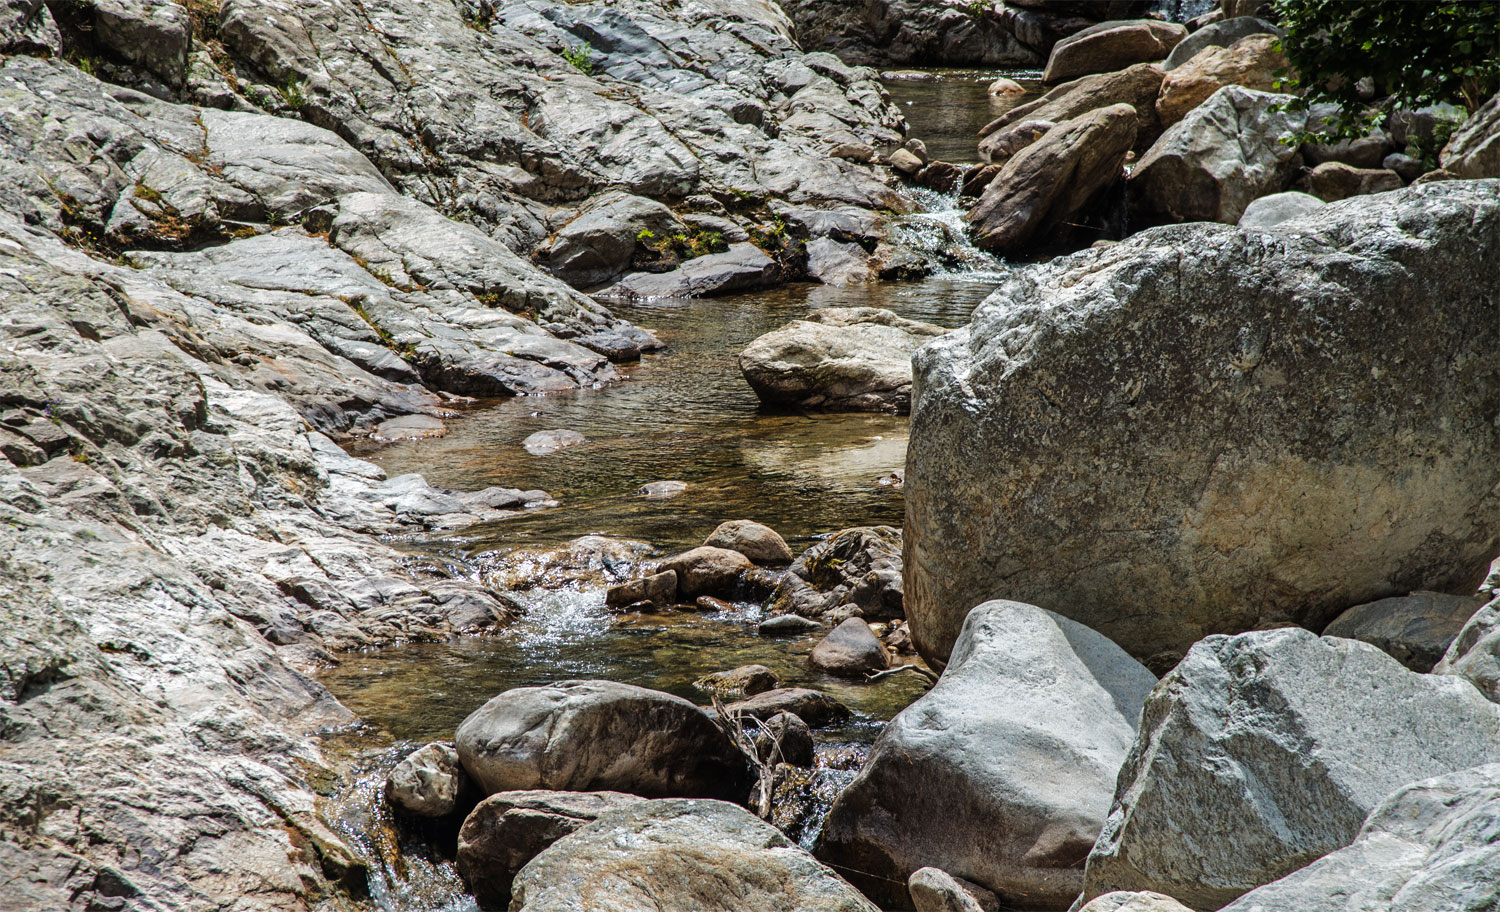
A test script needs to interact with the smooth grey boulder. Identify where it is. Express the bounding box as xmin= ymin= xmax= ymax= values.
xmin=1080 ymin=629 xmax=1500 ymax=910
xmin=1220 ymin=764 xmax=1500 ymax=912
xmin=1129 ymin=85 xmax=1306 ymax=224
xmin=909 ymin=867 xmax=1000 ymax=912
xmin=740 ymin=307 xmax=948 ymax=414
xmin=1236 ymin=190 xmax=1325 ymax=228
xmin=809 ymin=617 xmax=890 ymax=678
xmin=704 ymin=519 xmax=794 ymax=565
xmin=1078 ymin=893 xmax=1194 ymax=912
xmin=905 ymin=182 xmax=1500 ymax=665
xmin=768 ymin=526 xmax=905 ymax=623
xmin=1323 ymin=591 xmax=1485 ymax=672
xmin=818 ymin=601 xmax=1156 ymax=910
xmin=453 ymin=681 xmax=751 ymax=800
xmin=758 ymin=614 xmax=825 ymax=636
xmin=457 ymin=789 xmax=647 ymax=911
xmin=386 ymin=741 xmax=470 ymax=818
xmin=601 ymin=243 xmax=779 ymax=299
xmin=1441 ymin=90 xmax=1500 ymax=179
xmin=1162 ymin=16 xmax=1281 ymax=70
xmin=1435 ymin=595 xmax=1500 ymax=702
xmin=509 ymin=799 xmax=880 ymax=912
